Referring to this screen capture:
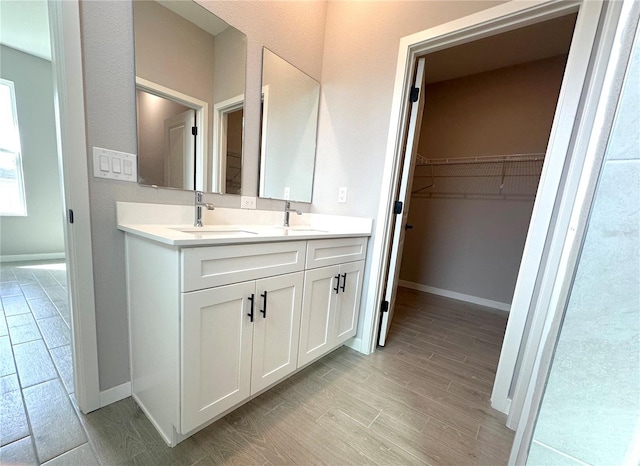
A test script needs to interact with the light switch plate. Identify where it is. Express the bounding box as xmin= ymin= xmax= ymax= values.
xmin=283 ymin=187 xmax=291 ymax=200
xmin=338 ymin=187 xmax=348 ymax=203
xmin=93 ymin=147 xmax=137 ymax=182
xmin=241 ymin=196 xmax=257 ymax=209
